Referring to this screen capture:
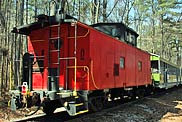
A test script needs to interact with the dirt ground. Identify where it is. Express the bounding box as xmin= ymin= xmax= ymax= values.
xmin=0 ymin=97 xmax=43 ymax=122
xmin=1 ymin=88 xmax=182 ymax=122
xmin=0 ymin=97 xmax=21 ymax=122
